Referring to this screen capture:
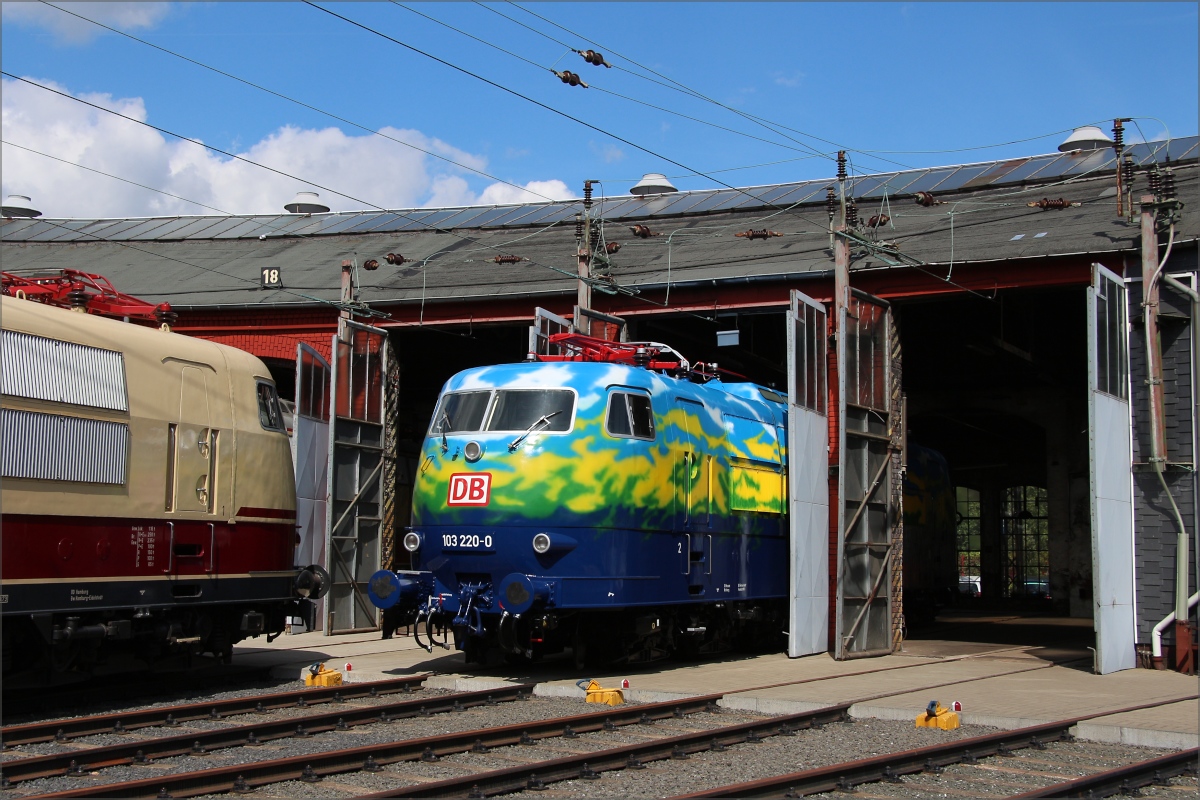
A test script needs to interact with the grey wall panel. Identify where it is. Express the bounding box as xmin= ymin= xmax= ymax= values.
xmin=2 ymin=330 xmax=127 ymax=411
xmin=1 ymin=408 xmax=128 ymax=484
